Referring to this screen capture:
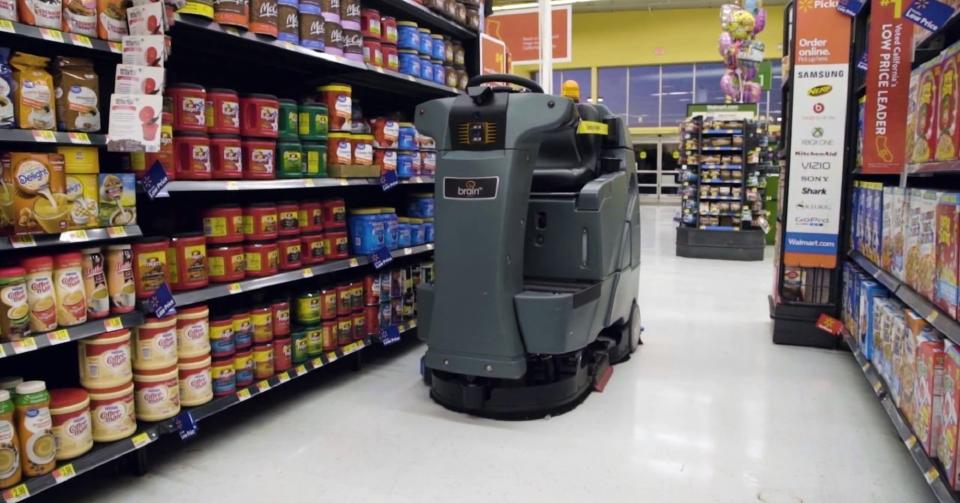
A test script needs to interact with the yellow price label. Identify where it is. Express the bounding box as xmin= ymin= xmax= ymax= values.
xmin=278 ymin=372 xmax=290 ymax=383
xmin=312 ymin=357 xmax=323 ymax=367
xmin=576 ymin=120 xmax=609 ymax=135
xmin=426 ymin=243 xmax=435 ymax=250
xmin=3 ymin=483 xmax=30 ymax=502
xmin=327 ymin=353 xmax=338 ymax=363
xmin=873 ymin=381 xmax=883 ymax=394
xmin=225 ymin=181 xmax=240 ymax=190
xmin=32 ymin=130 xmax=57 ymax=142
xmin=131 ymin=432 xmax=151 ymax=448
xmin=0 ymin=345 xmax=6 ymax=358
xmin=339 ymin=179 xmax=350 ymax=186
xmin=925 ymin=466 xmax=940 ymax=483
xmin=403 ymin=247 xmax=413 ymax=255
xmin=905 ymin=435 xmax=918 ymax=448
xmin=52 ymin=463 xmax=76 ymax=483
xmin=67 ymin=132 xmax=90 ymax=144
xmin=228 ymin=283 xmax=243 ymax=294
xmin=69 ymin=34 xmax=92 ymax=48
xmin=408 ymin=320 xmax=417 ymax=329
xmin=38 ymin=28 xmax=64 ymax=42
xmin=0 ymin=20 xmax=15 ymax=33
xmin=237 ymin=388 xmax=252 ymax=401
xmin=303 ymin=178 xmax=315 ymax=187
xmin=295 ymin=365 xmax=307 ymax=375
xmin=106 ymin=226 xmax=127 ymax=238
xmin=103 ymin=317 xmax=123 ymax=332
xmin=412 ymin=176 xmax=423 ymax=183
xmin=256 ymin=380 xmax=271 ymax=392
xmin=11 ymin=338 xmax=37 ymax=354
xmin=349 ymin=258 xmax=360 ymax=267
xmin=108 ymin=41 xmax=122 ymax=53
xmin=926 ymin=311 xmax=939 ymax=324
xmin=861 ymin=362 xmax=870 ymax=371
xmin=302 ymin=268 xmax=314 ymax=278
xmin=47 ymin=329 xmax=70 ymax=345
xmin=60 ymin=229 xmax=89 ymax=242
